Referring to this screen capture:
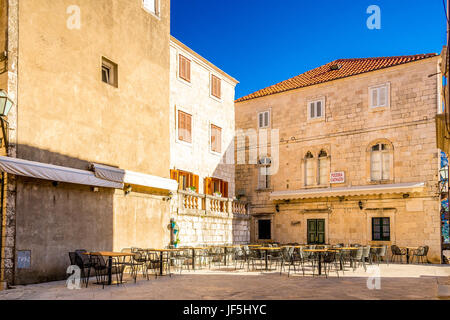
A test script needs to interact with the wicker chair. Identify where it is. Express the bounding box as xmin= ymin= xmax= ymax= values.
xmin=391 ymin=245 xmax=406 ymax=263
